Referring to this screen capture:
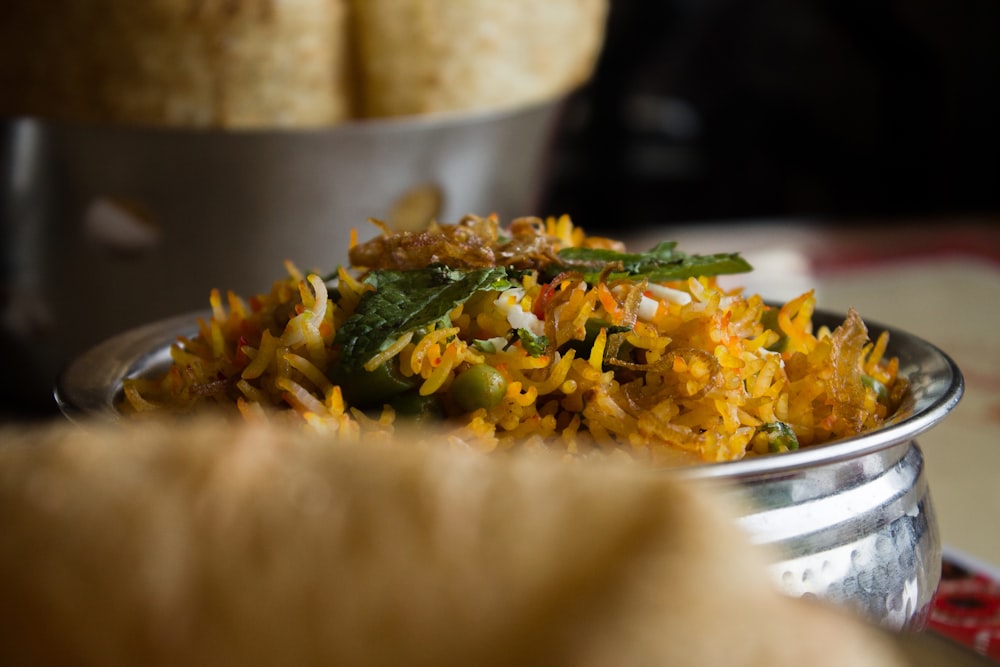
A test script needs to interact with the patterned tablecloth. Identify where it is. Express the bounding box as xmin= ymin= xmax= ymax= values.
xmin=931 ymin=548 xmax=1000 ymax=661
xmin=630 ymin=217 xmax=1000 ymax=660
